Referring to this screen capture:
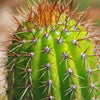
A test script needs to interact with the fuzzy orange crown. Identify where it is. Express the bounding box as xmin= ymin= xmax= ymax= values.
xmin=26 ymin=0 xmax=74 ymax=27
xmin=11 ymin=0 xmax=90 ymax=29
